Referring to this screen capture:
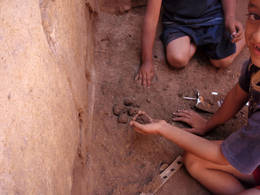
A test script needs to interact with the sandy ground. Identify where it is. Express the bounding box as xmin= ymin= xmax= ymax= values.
xmin=87 ymin=1 xmax=249 ymax=194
